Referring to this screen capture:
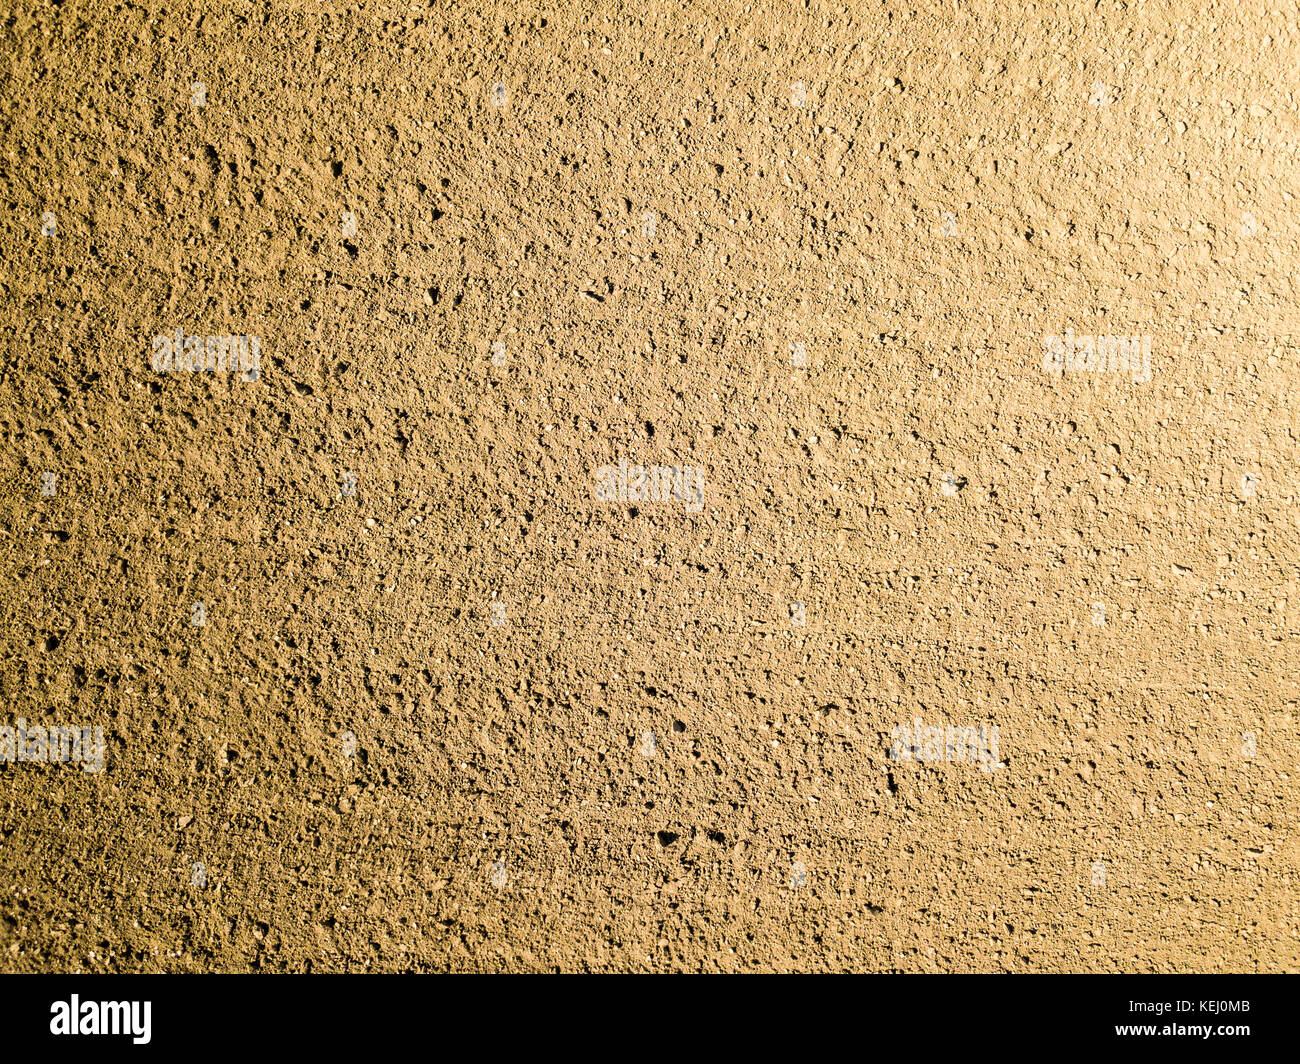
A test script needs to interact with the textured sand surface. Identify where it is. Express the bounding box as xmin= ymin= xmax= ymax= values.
xmin=1 ymin=0 xmax=1298 ymax=972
